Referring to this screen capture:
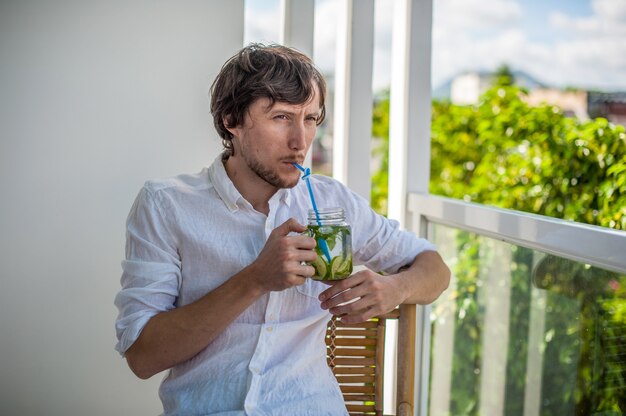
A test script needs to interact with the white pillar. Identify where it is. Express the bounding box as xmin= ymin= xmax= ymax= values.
xmin=388 ymin=0 xmax=432 ymax=227
xmin=280 ymin=0 xmax=316 ymax=167
xmin=332 ymin=0 xmax=375 ymax=201
xmin=389 ymin=1 xmax=433 ymax=415
xmin=280 ymin=0 xmax=315 ymax=57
